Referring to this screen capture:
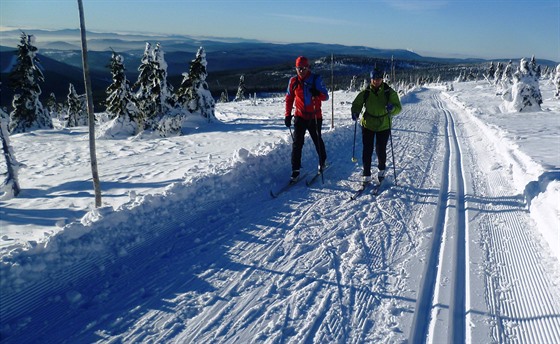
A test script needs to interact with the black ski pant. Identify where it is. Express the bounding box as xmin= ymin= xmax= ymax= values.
xmin=291 ymin=117 xmax=327 ymax=171
xmin=362 ymin=127 xmax=391 ymax=176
